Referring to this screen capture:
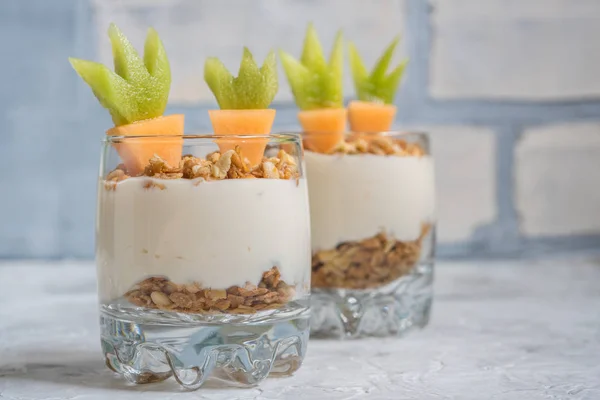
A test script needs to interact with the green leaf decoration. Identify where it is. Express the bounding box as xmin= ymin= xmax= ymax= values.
xmin=280 ymin=23 xmax=343 ymax=110
xmin=348 ymin=36 xmax=408 ymax=104
xmin=204 ymin=47 xmax=278 ymax=110
xmin=69 ymin=23 xmax=171 ymax=126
